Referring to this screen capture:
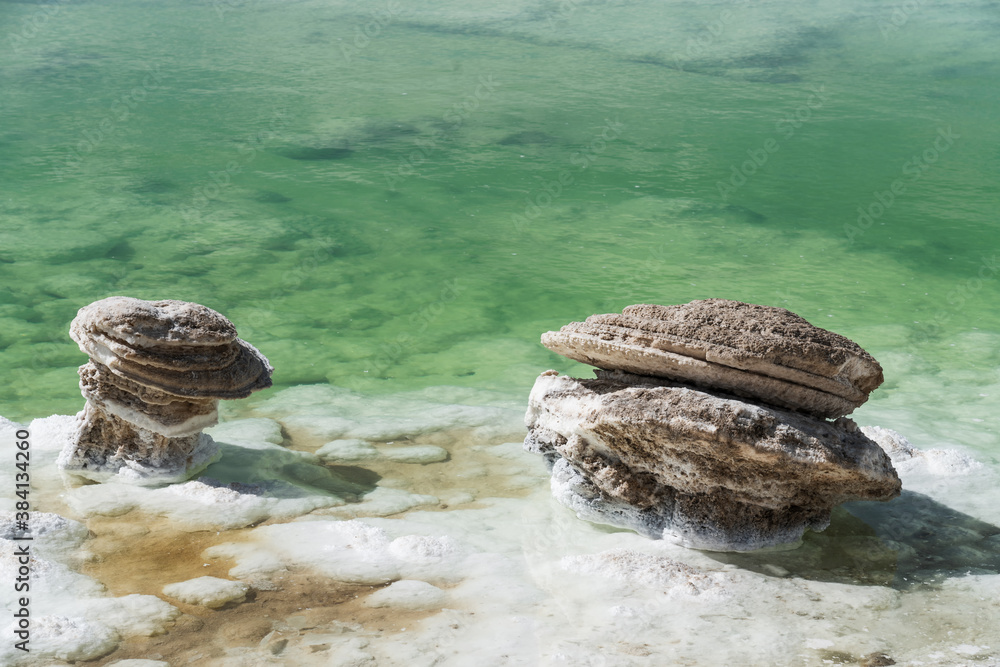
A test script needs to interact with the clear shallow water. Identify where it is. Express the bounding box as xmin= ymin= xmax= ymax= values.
xmin=2 ymin=0 xmax=1000 ymax=664
xmin=2 ymin=0 xmax=999 ymax=430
